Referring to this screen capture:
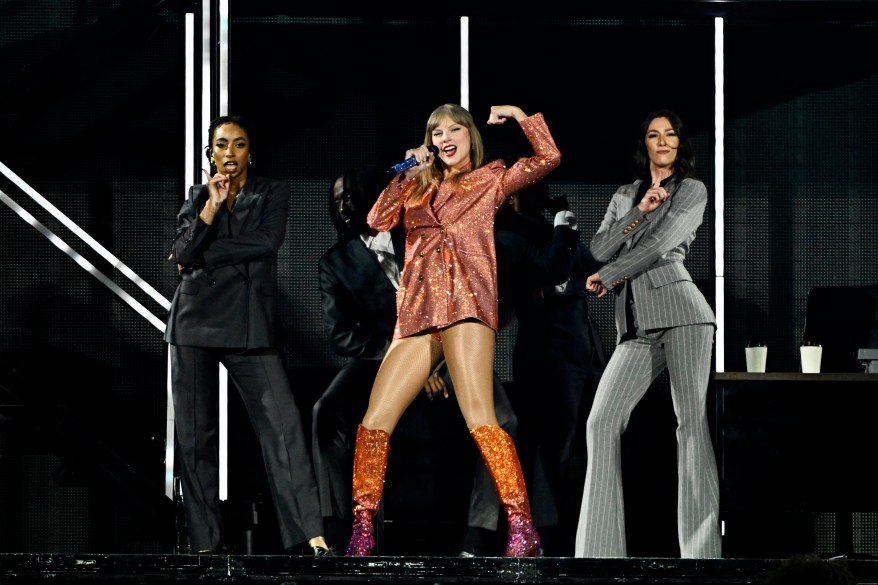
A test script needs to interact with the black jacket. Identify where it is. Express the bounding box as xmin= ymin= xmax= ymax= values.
xmin=164 ymin=175 xmax=288 ymax=349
